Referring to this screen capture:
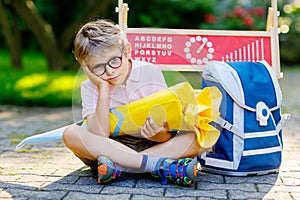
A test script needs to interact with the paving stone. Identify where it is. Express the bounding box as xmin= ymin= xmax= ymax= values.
xmin=165 ymin=188 xmax=227 ymax=199
xmin=131 ymin=195 xmax=197 ymax=200
xmin=230 ymin=190 xmax=295 ymax=200
xmin=42 ymin=182 xmax=102 ymax=194
xmin=74 ymin=176 xmax=95 ymax=185
xmin=55 ymin=175 xmax=80 ymax=184
xmin=135 ymin=178 xmax=174 ymax=188
xmin=63 ymin=192 xmax=131 ymax=200
xmin=197 ymin=182 xmax=257 ymax=192
xmin=290 ymin=192 xmax=300 ymax=200
xmin=262 ymin=192 xmax=293 ymax=200
xmin=101 ymin=186 xmax=165 ymax=197
xmin=197 ymin=172 xmax=225 ymax=184
xmin=2 ymin=188 xmax=67 ymax=200
xmin=107 ymin=178 xmax=136 ymax=187
xmin=224 ymin=174 xmax=279 ymax=185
